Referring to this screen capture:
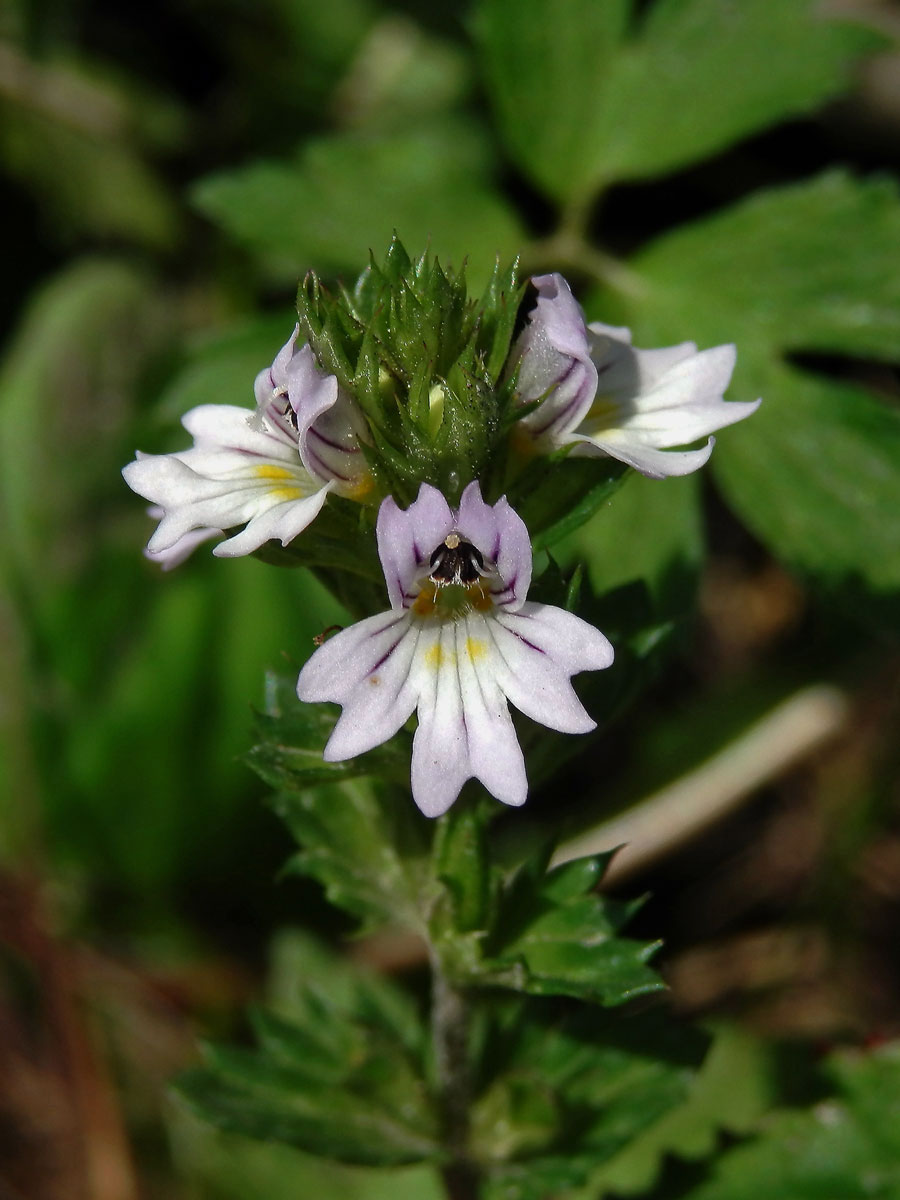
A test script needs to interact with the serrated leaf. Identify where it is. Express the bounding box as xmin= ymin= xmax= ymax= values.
xmin=475 ymin=0 xmax=881 ymax=201
xmin=587 ymin=0 xmax=883 ymax=187
xmin=686 ymin=1043 xmax=900 ymax=1200
xmin=447 ymin=848 xmax=664 ymax=1006
xmin=171 ymin=1108 xmax=443 ymax=1200
xmin=635 ymin=171 xmax=900 ymax=360
xmin=251 ymin=674 xmax=431 ymax=932
xmin=433 ymin=800 xmax=492 ymax=933
xmin=577 ymin=1023 xmax=775 ymax=1198
xmin=473 ymin=0 xmax=629 ymax=202
xmin=248 ymin=672 xmax=408 ymax=792
xmin=632 ymin=172 xmax=900 ymax=614
xmin=713 ymin=365 xmax=900 ymax=612
xmin=471 ymin=999 xmax=708 ymax=1200
xmin=176 ymin=936 xmax=438 ymax=1168
xmin=192 ymin=121 xmax=524 ymax=291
